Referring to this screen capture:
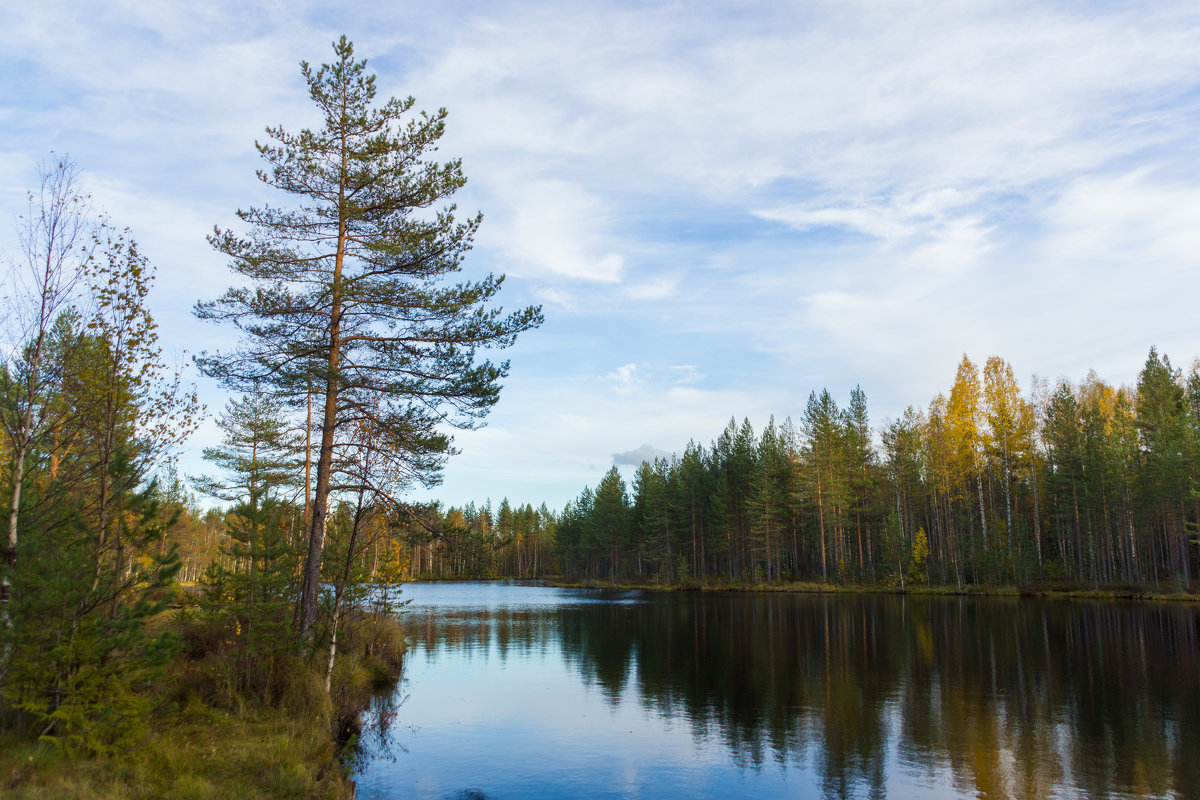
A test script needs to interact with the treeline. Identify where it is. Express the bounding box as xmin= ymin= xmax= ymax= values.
xmin=402 ymin=499 xmax=557 ymax=580
xmin=426 ymin=351 xmax=1200 ymax=591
